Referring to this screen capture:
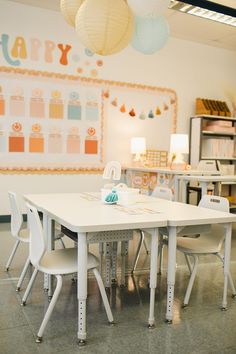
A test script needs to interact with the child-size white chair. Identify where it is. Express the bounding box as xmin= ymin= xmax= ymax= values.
xmin=6 ymin=191 xmax=31 ymax=292
xmin=22 ymin=203 xmax=114 ymax=343
xmin=6 ymin=191 xmax=65 ymax=292
xmin=176 ymin=195 xmax=236 ymax=307
xmin=187 ymin=159 xmax=218 ymax=204
xmin=131 ymin=186 xmax=173 ymax=273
